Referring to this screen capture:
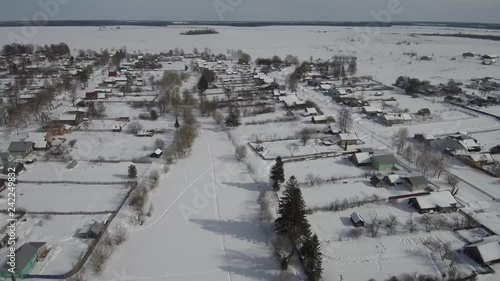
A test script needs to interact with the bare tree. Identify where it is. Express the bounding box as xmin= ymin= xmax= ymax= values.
xmin=337 ymin=108 xmax=353 ymax=132
xmin=127 ymin=121 xmax=143 ymax=134
xmin=422 ymin=214 xmax=432 ymax=232
xmin=406 ymin=214 xmax=417 ymax=233
xmin=273 ymin=236 xmax=294 ymax=270
xmin=385 ymin=215 xmax=399 ymax=235
xmin=447 ymin=174 xmax=460 ymax=188
xmin=424 ymin=239 xmax=452 ymax=261
xmin=392 ymin=127 xmax=409 ymax=155
xmin=296 ymin=128 xmax=315 ymax=146
xmin=361 ymin=167 xmax=376 ymax=178
xmin=235 ymin=145 xmax=247 ymax=161
xmin=286 ymin=143 xmax=299 ymax=157
xmin=112 ymin=225 xmax=128 ymax=245
xmin=91 ymin=244 xmax=112 ymax=274
xmin=367 ymin=215 xmax=382 ymax=238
